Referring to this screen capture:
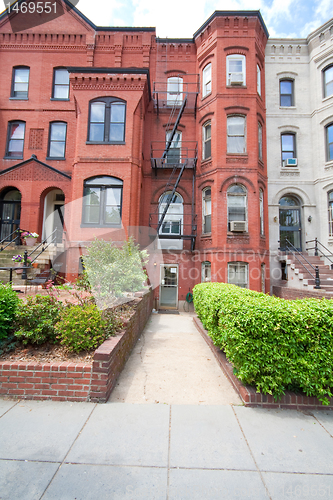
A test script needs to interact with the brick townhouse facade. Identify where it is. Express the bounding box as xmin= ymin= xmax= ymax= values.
xmin=0 ymin=2 xmax=270 ymax=308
